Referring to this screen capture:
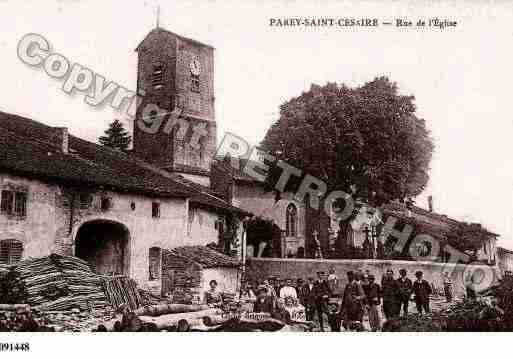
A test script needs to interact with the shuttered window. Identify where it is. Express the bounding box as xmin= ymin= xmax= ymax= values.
xmin=1 ymin=190 xmax=27 ymax=217
xmin=0 ymin=239 xmax=23 ymax=264
xmin=191 ymin=74 xmax=200 ymax=93
xmin=14 ymin=192 xmax=27 ymax=217
xmin=79 ymin=193 xmax=93 ymax=209
xmin=152 ymin=63 xmax=164 ymax=89
xmin=148 ymin=247 xmax=161 ymax=280
xmin=152 ymin=202 xmax=160 ymax=218
xmin=1 ymin=190 xmax=14 ymax=214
